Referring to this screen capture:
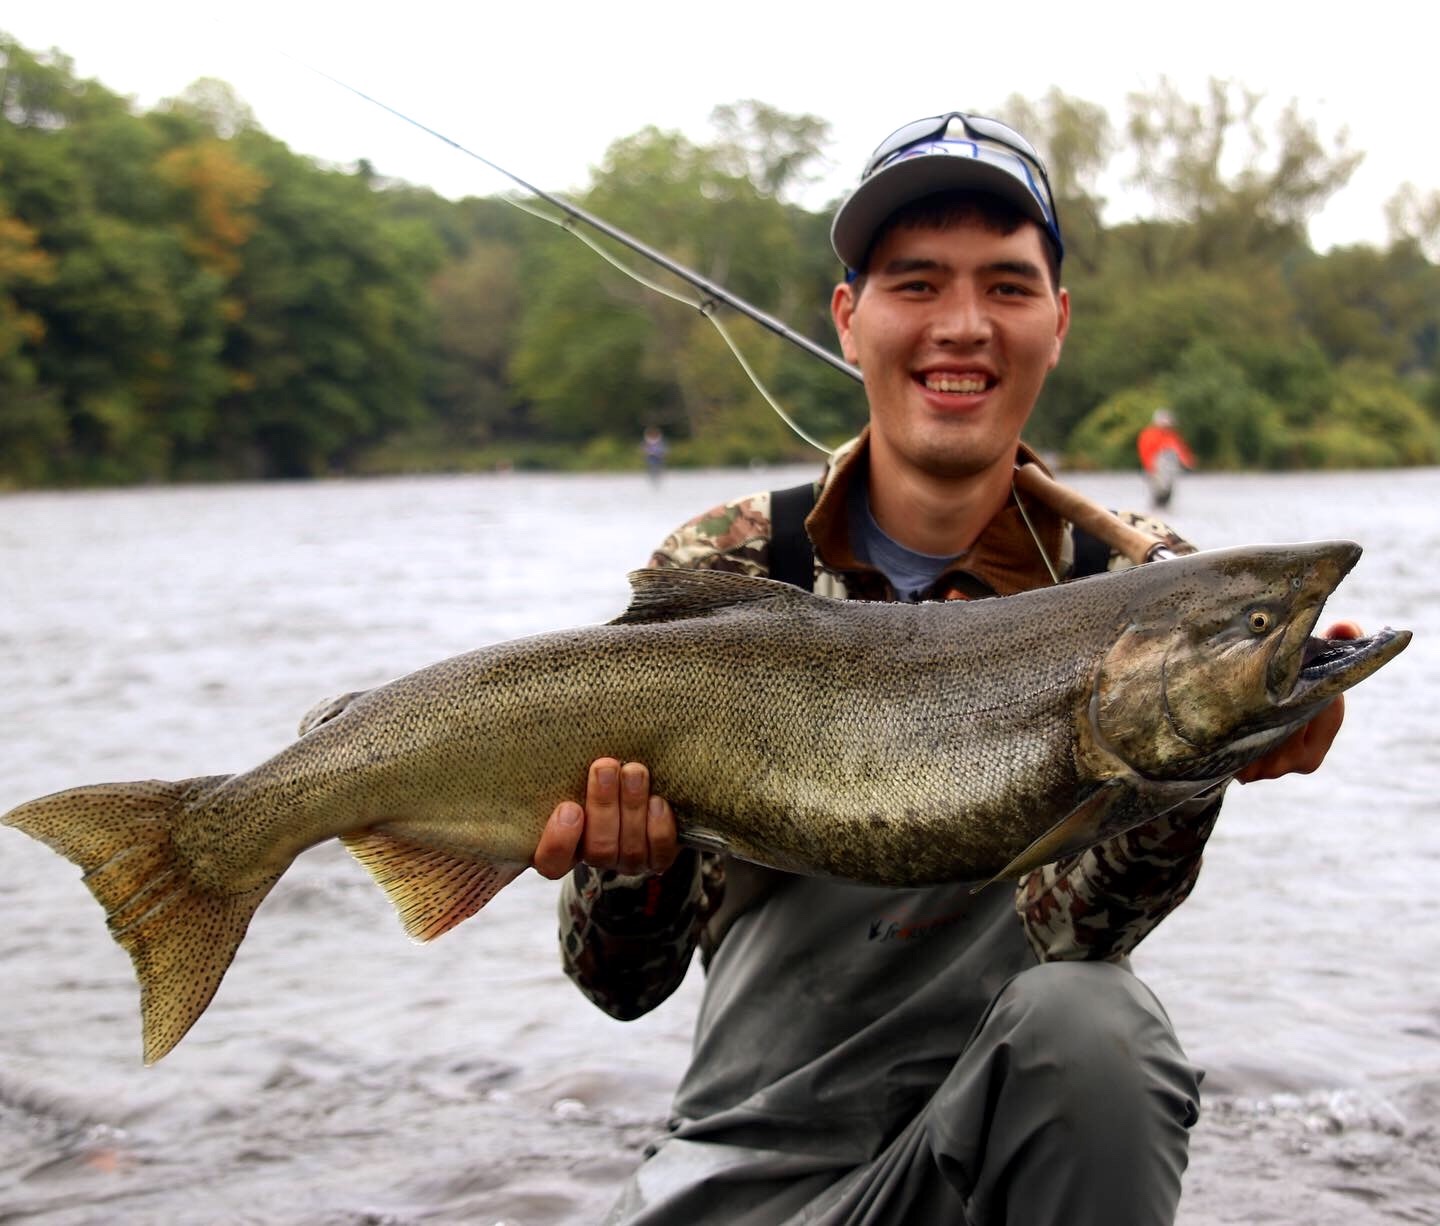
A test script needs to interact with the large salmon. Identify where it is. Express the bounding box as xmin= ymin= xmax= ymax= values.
xmin=3 ymin=540 xmax=1410 ymax=1062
